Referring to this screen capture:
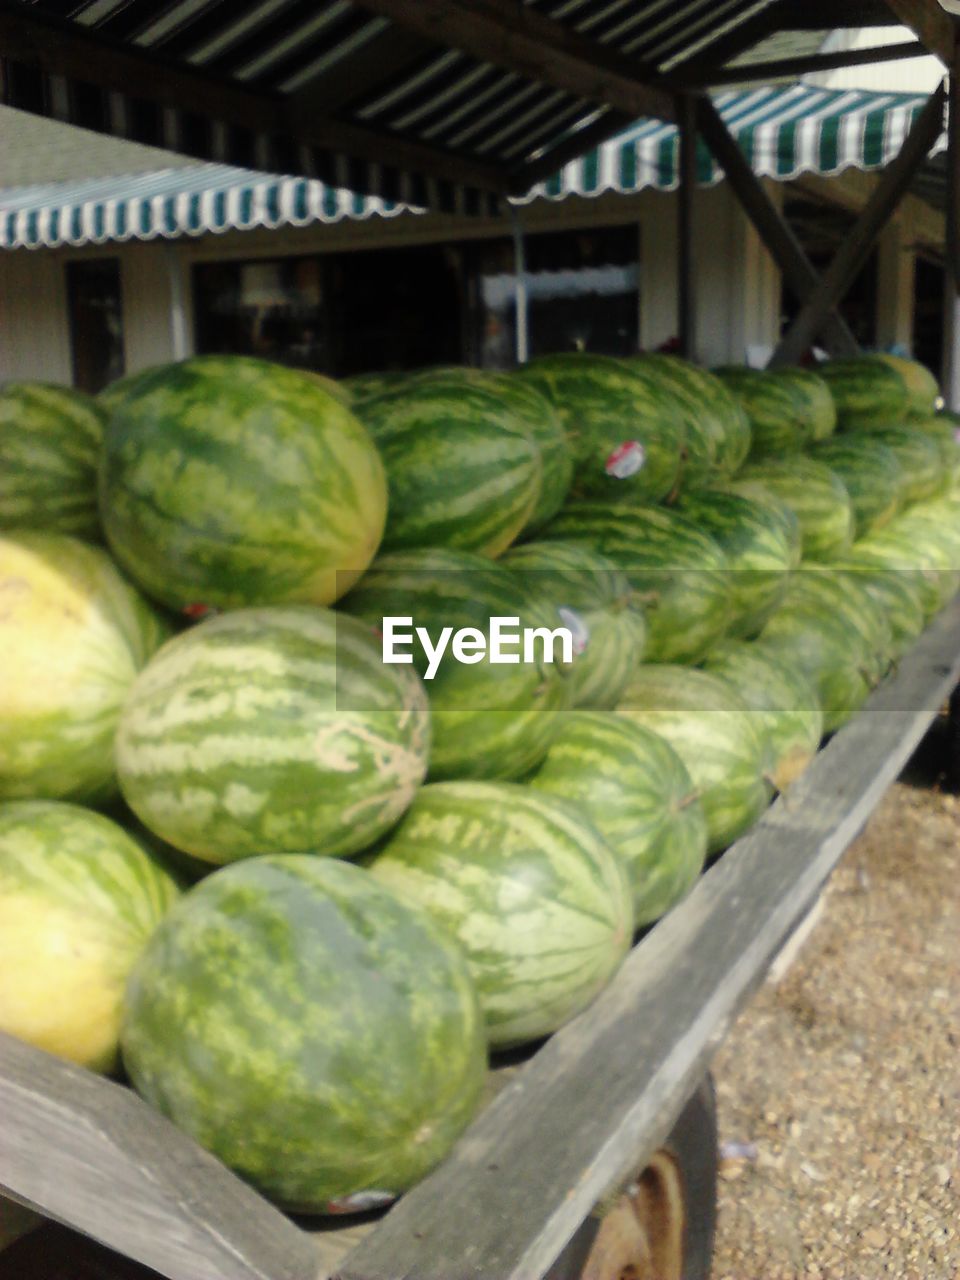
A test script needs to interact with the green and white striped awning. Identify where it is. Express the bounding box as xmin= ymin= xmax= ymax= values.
xmin=0 ymin=84 xmax=946 ymax=250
